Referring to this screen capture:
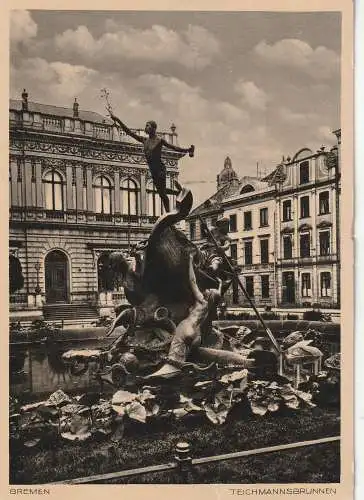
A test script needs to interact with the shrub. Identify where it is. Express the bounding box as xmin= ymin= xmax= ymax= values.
xmin=303 ymin=310 xmax=325 ymax=321
xmin=261 ymin=312 xmax=279 ymax=320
